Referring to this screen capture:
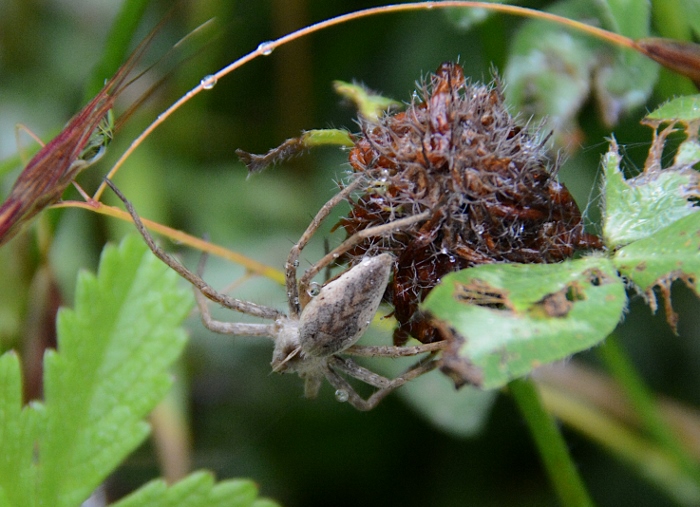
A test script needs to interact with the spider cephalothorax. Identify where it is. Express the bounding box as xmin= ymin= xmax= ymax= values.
xmin=337 ymin=62 xmax=602 ymax=344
